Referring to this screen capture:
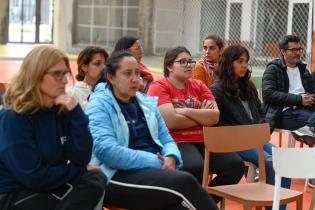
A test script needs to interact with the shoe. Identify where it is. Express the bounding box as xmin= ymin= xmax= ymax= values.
xmin=308 ymin=178 xmax=315 ymax=188
xmin=291 ymin=126 xmax=315 ymax=146
xmin=291 ymin=125 xmax=315 ymax=138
